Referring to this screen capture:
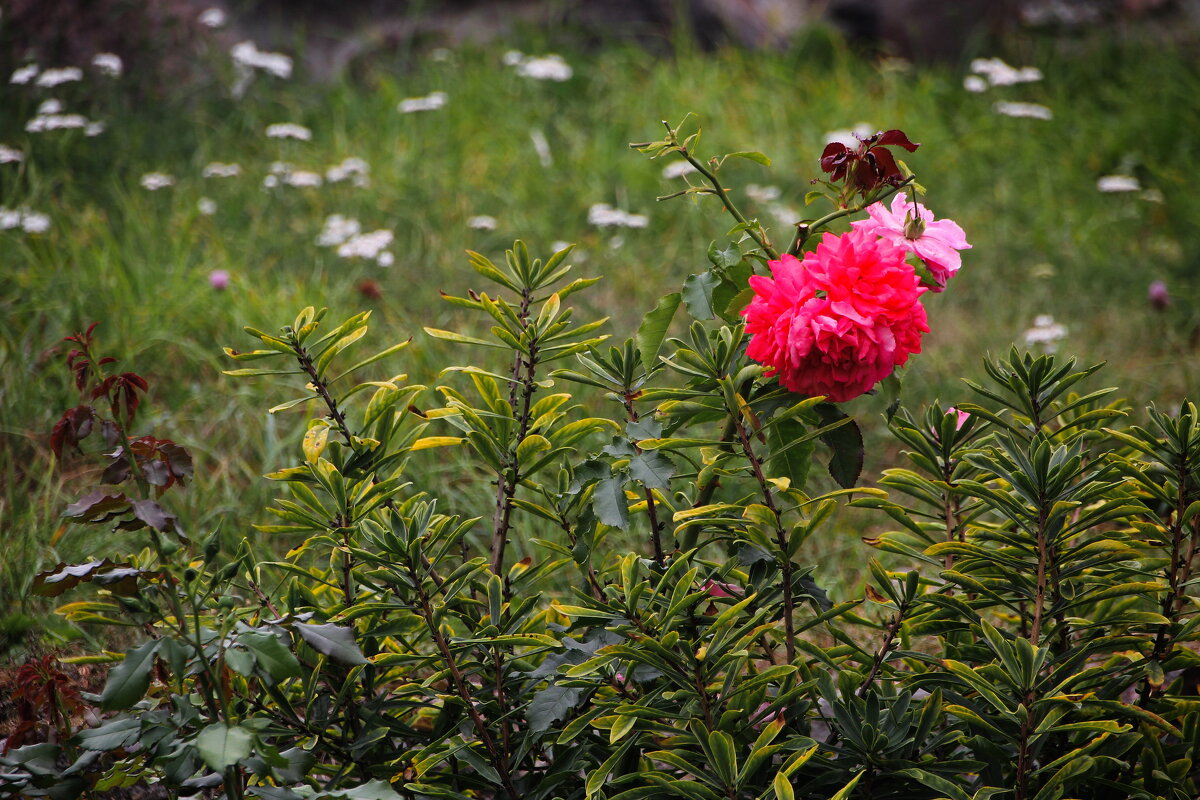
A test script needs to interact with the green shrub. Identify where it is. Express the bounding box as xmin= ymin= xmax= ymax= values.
xmin=4 ymin=119 xmax=1198 ymax=800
